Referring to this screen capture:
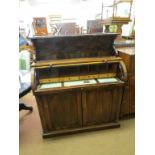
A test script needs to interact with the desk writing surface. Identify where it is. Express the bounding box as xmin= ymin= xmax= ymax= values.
xmin=97 ymin=78 xmax=118 ymax=83
xmin=38 ymin=78 xmax=121 ymax=90
xmin=39 ymin=82 xmax=62 ymax=89
xmin=64 ymin=79 xmax=96 ymax=87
